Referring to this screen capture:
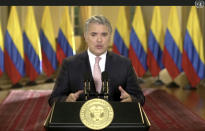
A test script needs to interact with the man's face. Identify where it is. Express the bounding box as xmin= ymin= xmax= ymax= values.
xmin=84 ymin=23 xmax=111 ymax=56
